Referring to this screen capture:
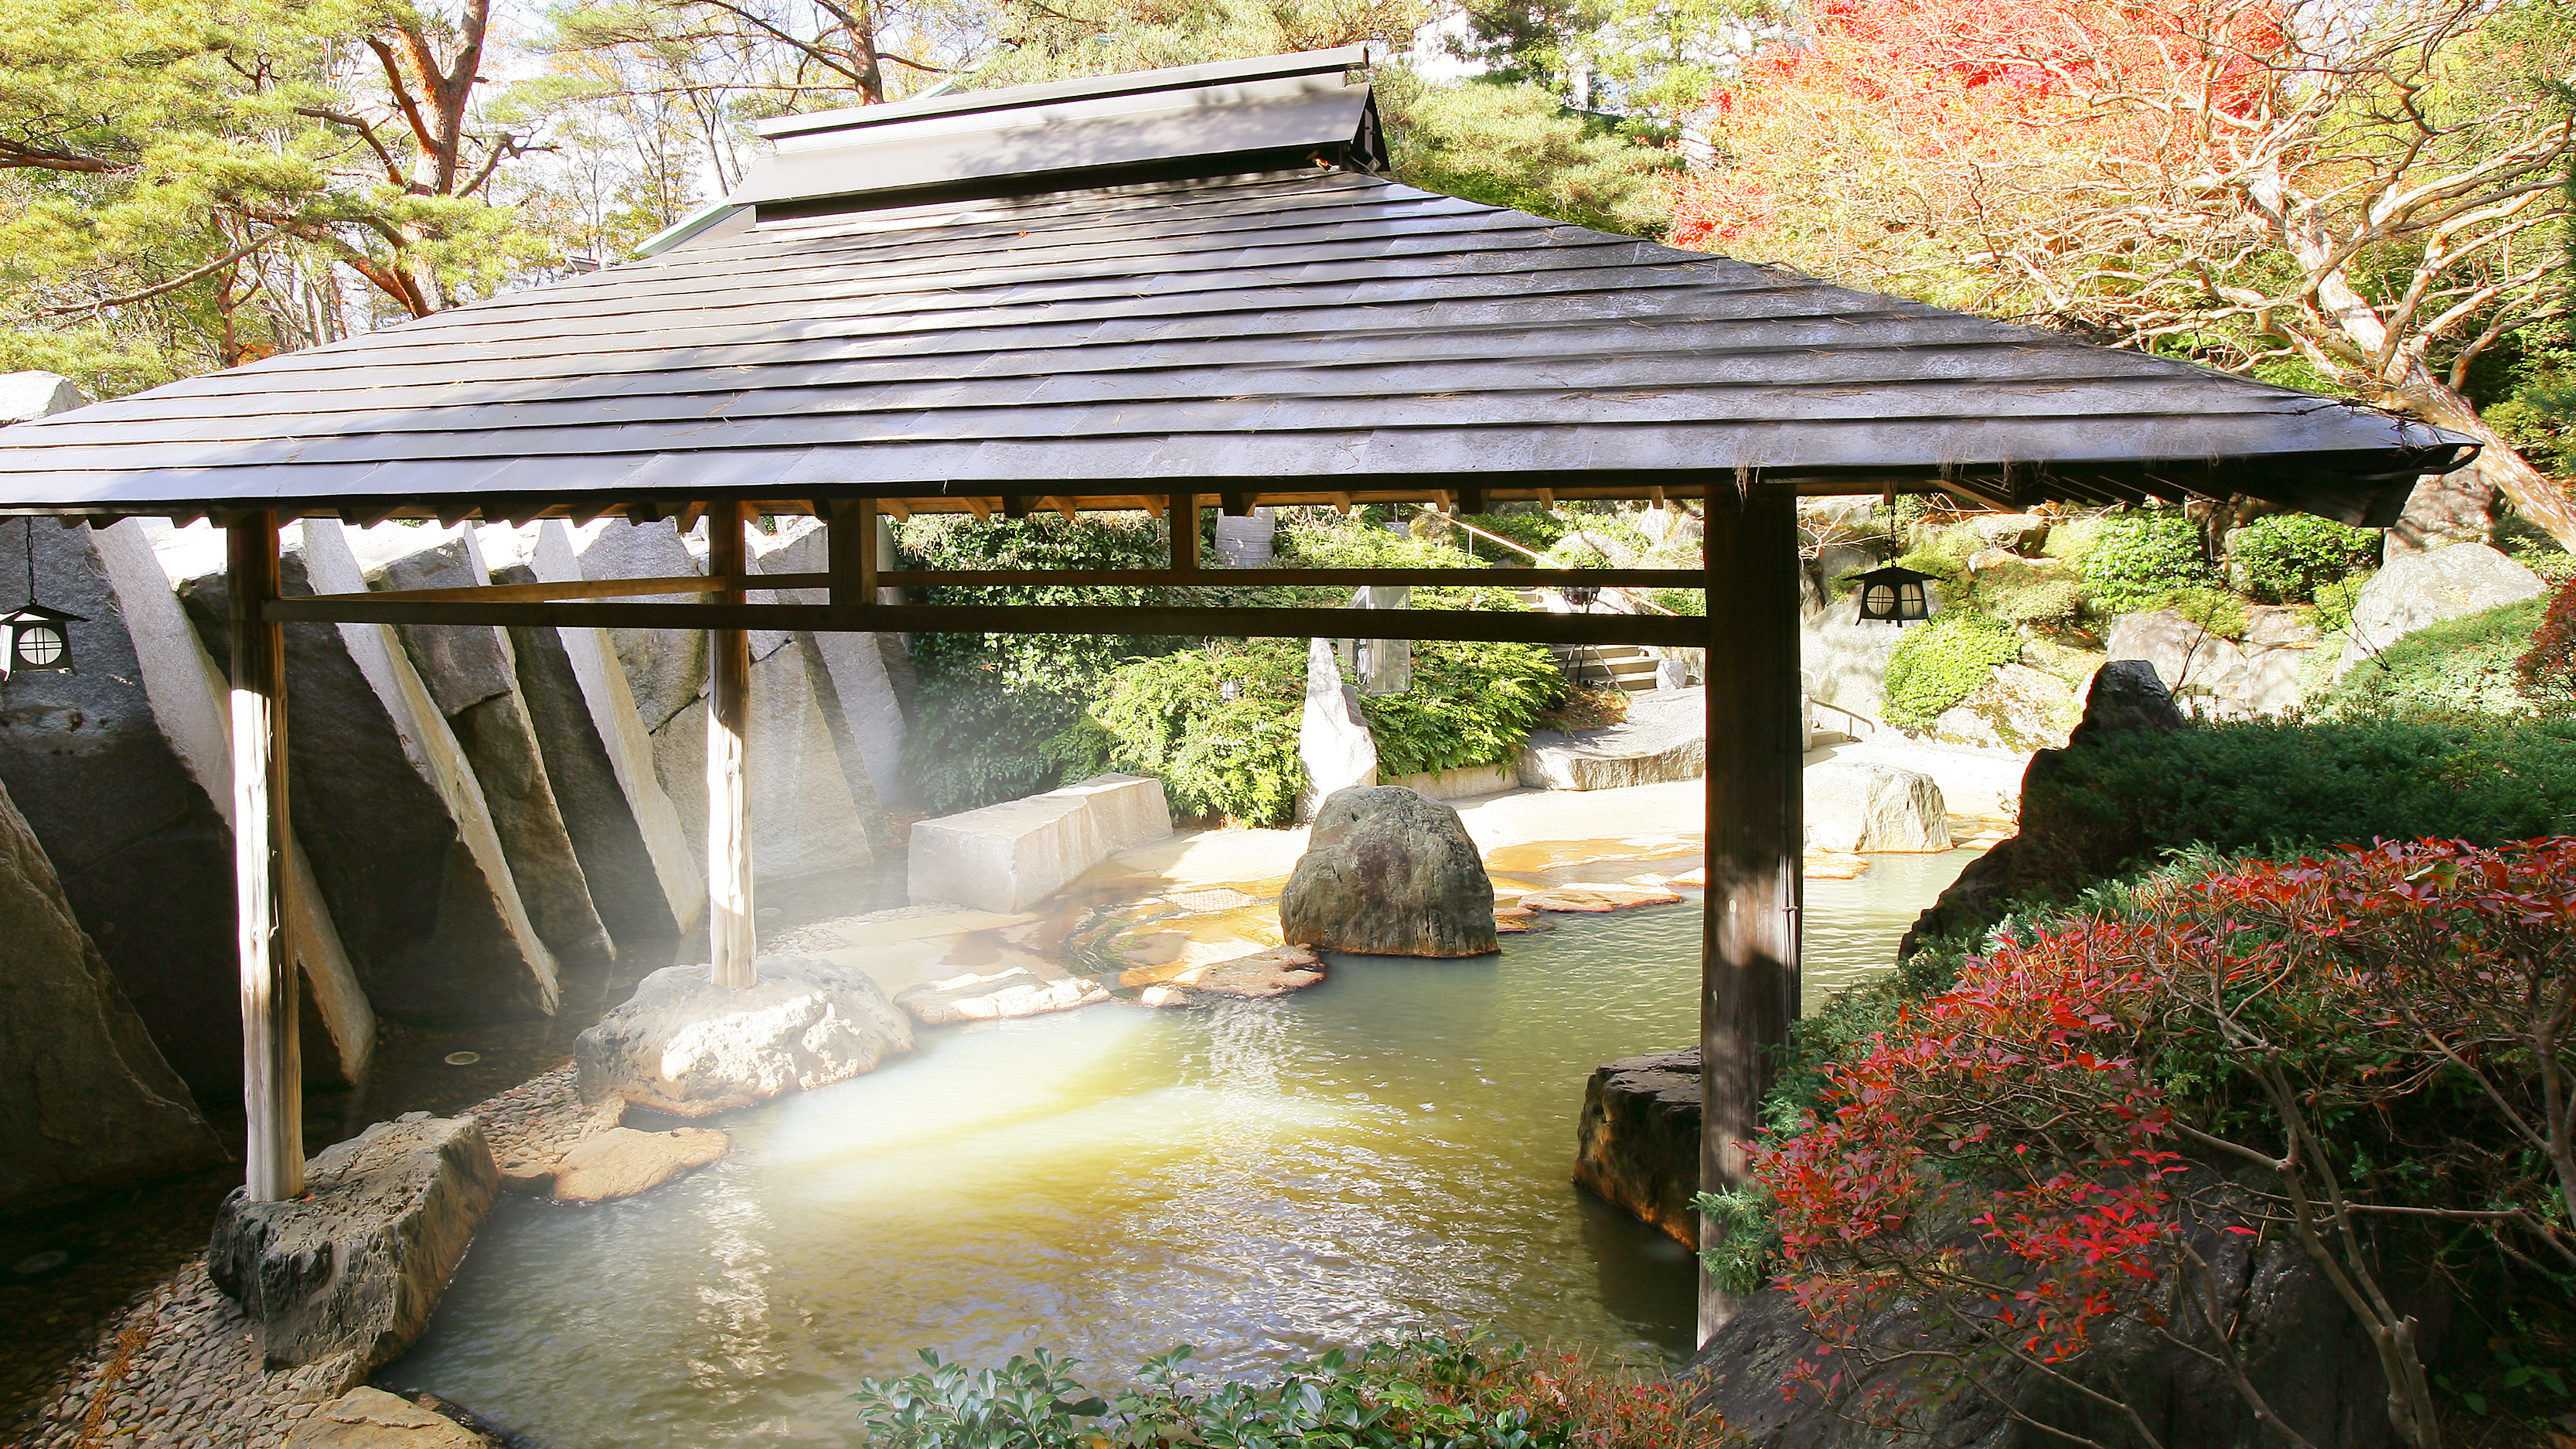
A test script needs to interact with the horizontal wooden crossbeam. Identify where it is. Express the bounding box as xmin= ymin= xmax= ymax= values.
xmin=296 ymin=567 xmax=1706 ymax=607
xmin=261 ymin=598 xmax=1711 ymax=647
